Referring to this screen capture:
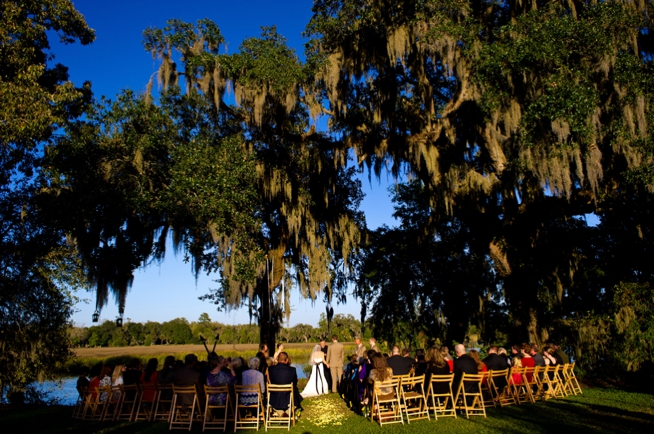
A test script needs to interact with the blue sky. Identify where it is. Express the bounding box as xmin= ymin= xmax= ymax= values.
xmin=58 ymin=1 xmax=398 ymax=327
